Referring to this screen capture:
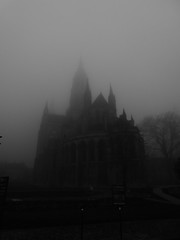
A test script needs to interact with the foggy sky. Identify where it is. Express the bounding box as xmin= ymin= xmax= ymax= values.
xmin=0 ymin=0 xmax=180 ymax=167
